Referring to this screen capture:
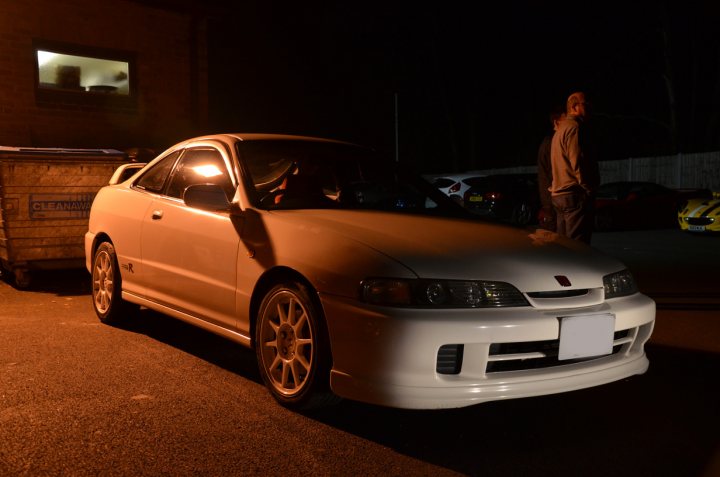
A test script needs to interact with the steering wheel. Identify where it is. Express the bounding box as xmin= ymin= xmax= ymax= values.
xmin=259 ymin=189 xmax=284 ymax=207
